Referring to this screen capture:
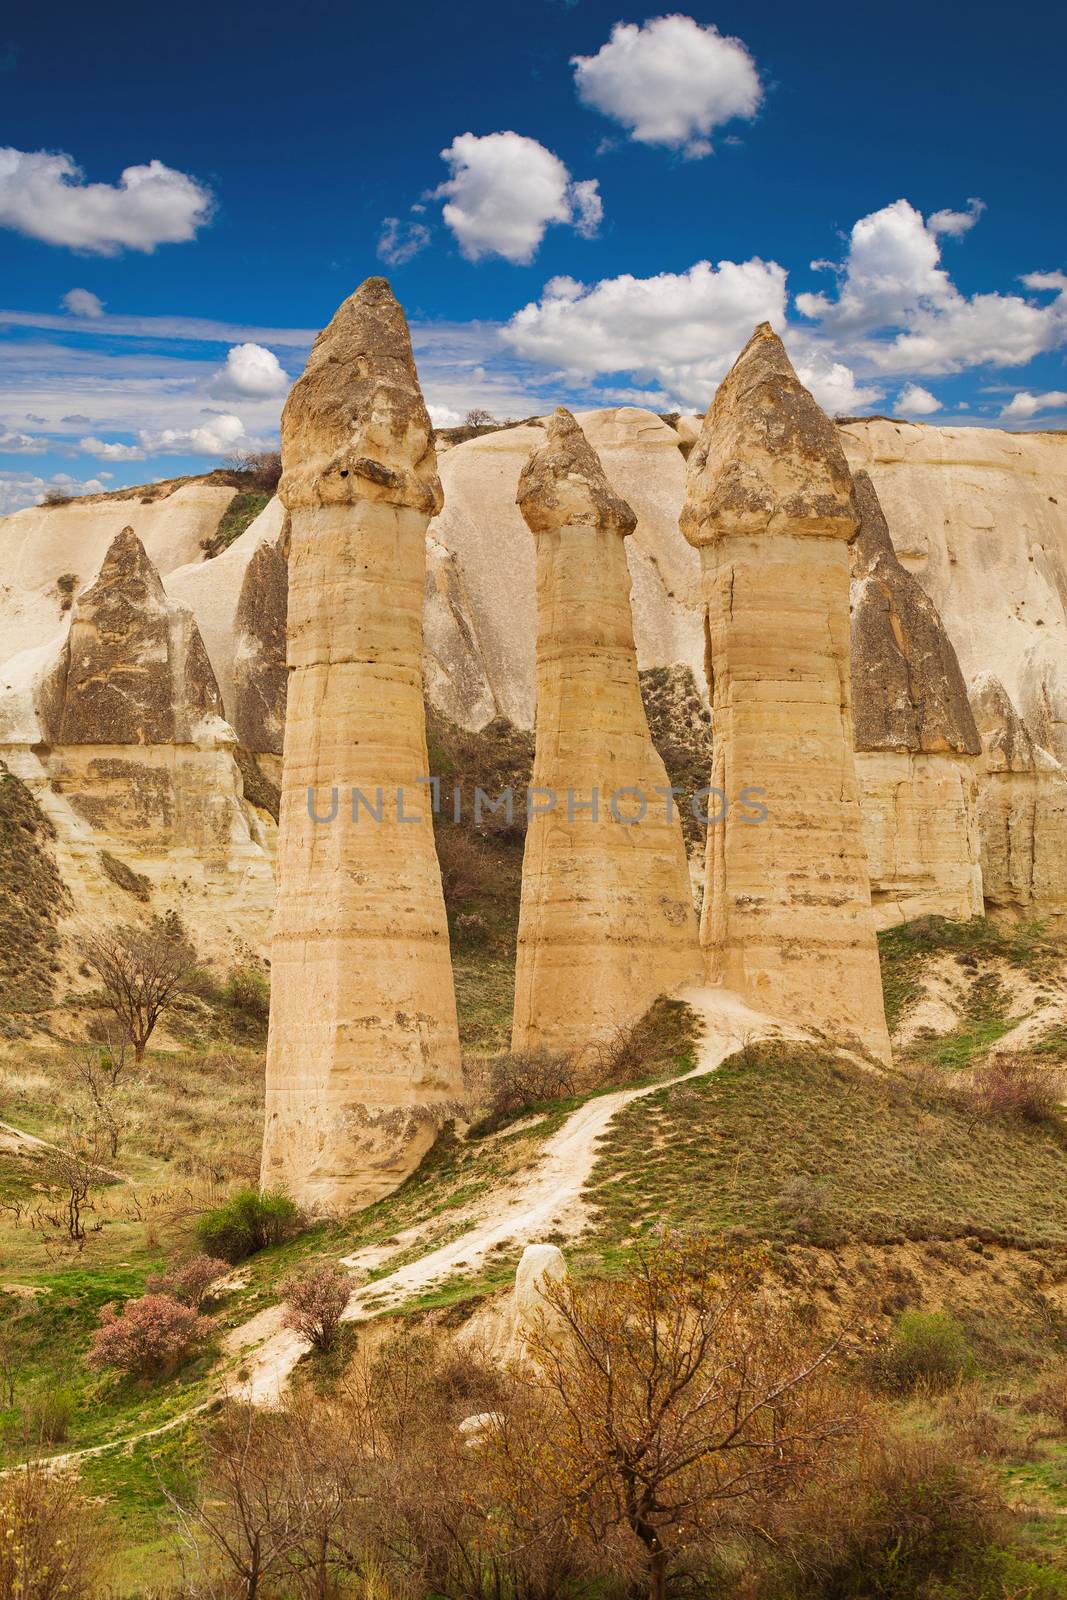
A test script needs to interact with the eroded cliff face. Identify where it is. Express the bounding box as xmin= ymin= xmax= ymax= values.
xmin=1 ymin=410 xmax=1065 ymax=975
xmin=0 ymin=524 xmax=275 ymax=962
xmin=849 ymin=470 xmax=984 ymax=927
